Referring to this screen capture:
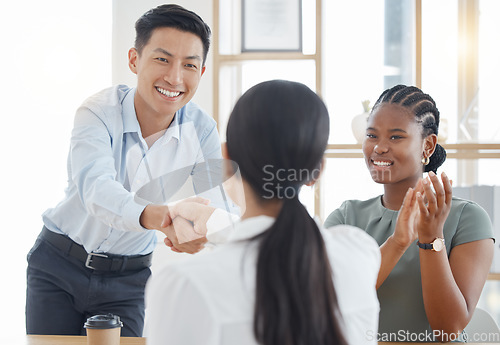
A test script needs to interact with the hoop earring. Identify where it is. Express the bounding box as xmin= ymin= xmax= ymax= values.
xmin=422 ymin=156 xmax=430 ymax=165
